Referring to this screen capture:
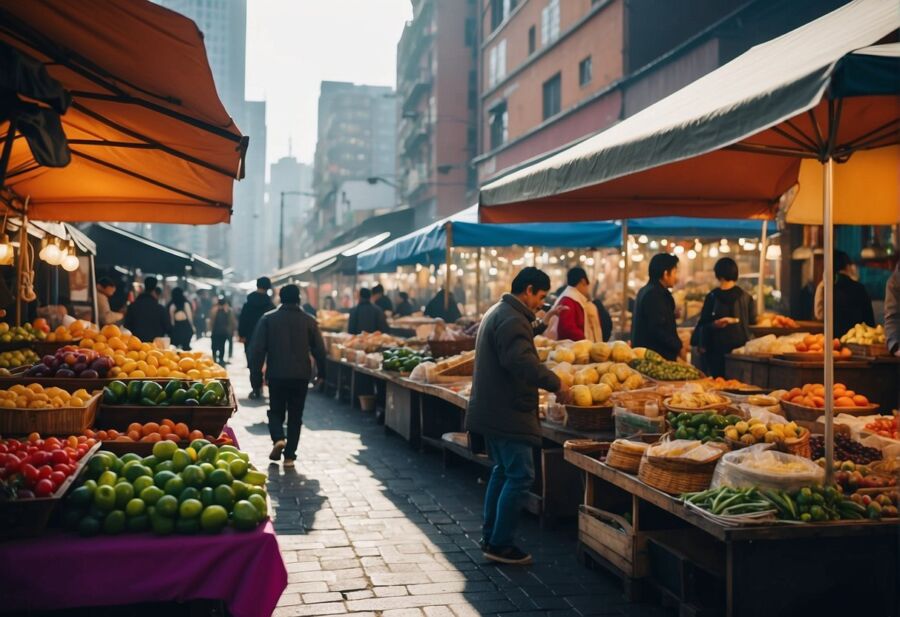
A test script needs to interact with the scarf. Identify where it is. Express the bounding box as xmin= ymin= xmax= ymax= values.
xmin=546 ymin=286 xmax=604 ymax=342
